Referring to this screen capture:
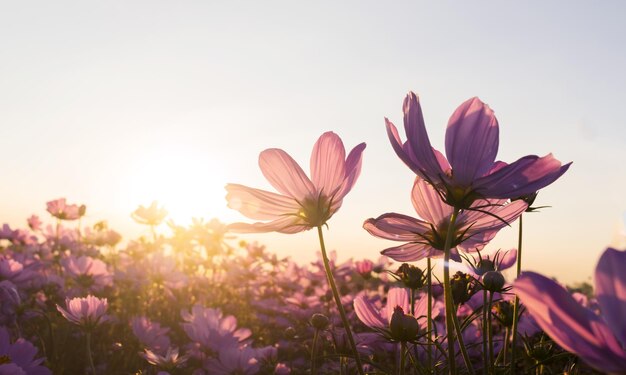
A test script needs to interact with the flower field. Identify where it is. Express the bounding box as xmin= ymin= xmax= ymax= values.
xmin=0 ymin=93 xmax=622 ymax=375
